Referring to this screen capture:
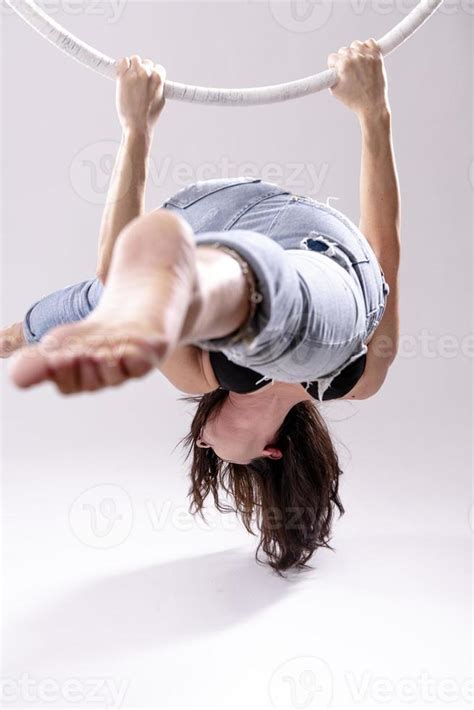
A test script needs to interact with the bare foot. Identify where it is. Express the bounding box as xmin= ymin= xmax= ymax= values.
xmin=0 ymin=322 xmax=26 ymax=358
xmin=9 ymin=212 xmax=197 ymax=394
